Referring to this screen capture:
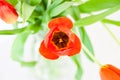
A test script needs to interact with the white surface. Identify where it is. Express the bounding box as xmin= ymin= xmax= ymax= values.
xmin=0 ymin=11 xmax=120 ymax=80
